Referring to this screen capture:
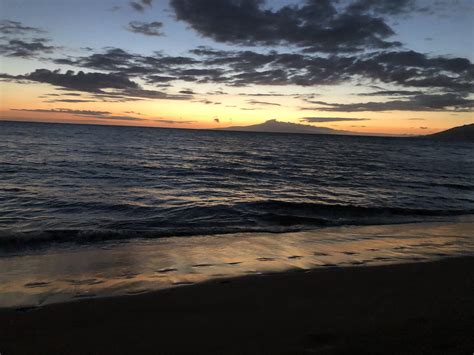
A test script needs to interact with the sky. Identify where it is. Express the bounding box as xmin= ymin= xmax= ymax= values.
xmin=0 ymin=0 xmax=473 ymax=135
